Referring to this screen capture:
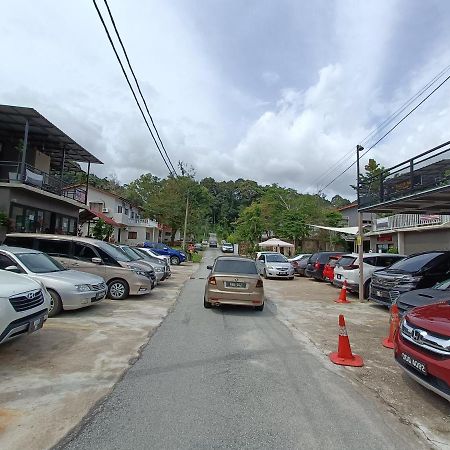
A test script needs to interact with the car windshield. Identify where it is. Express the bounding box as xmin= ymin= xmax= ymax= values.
xmin=97 ymin=241 xmax=132 ymax=262
xmin=266 ymin=254 xmax=288 ymax=263
xmin=119 ymin=246 xmax=142 ymax=261
xmin=387 ymin=252 xmax=444 ymax=272
xmin=433 ymin=279 xmax=450 ymax=290
xmin=214 ymin=259 xmax=258 ymax=274
xmin=16 ymin=252 xmax=66 ymax=273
